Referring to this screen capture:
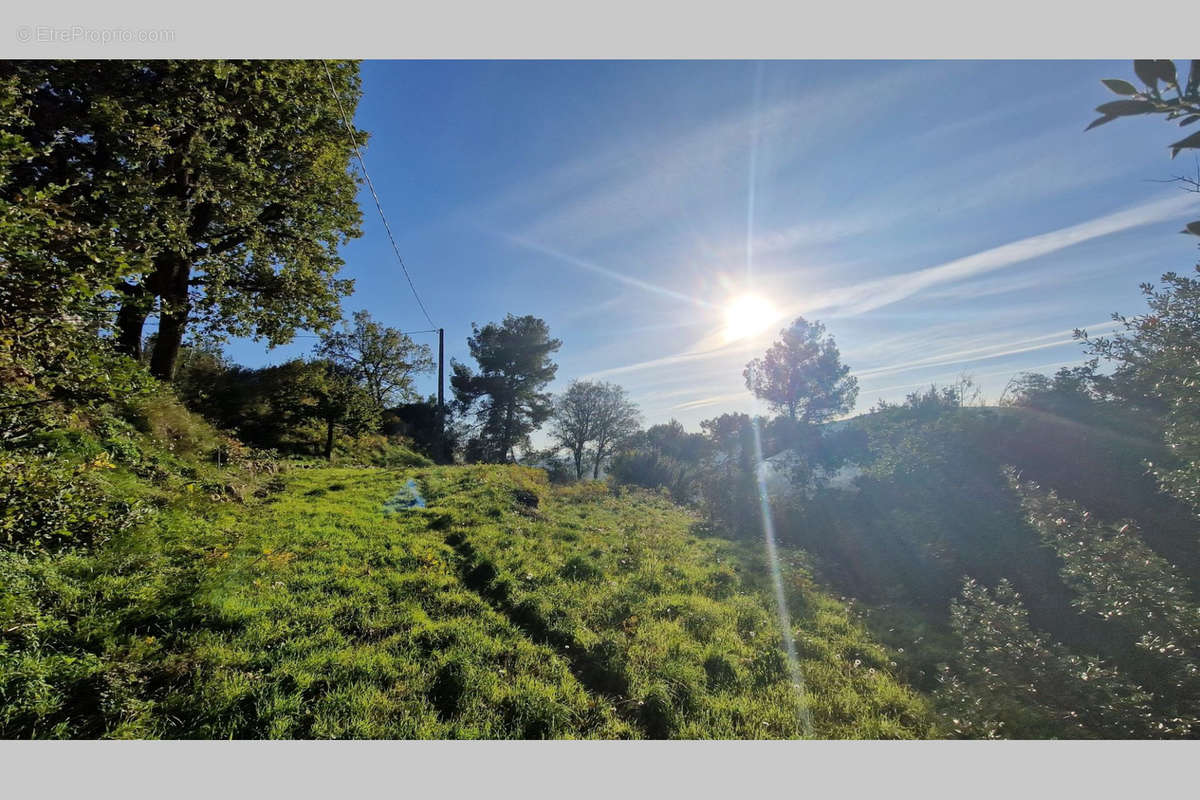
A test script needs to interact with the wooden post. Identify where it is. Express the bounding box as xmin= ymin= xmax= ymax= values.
xmin=437 ymin=327 xmax=445 ymax=462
